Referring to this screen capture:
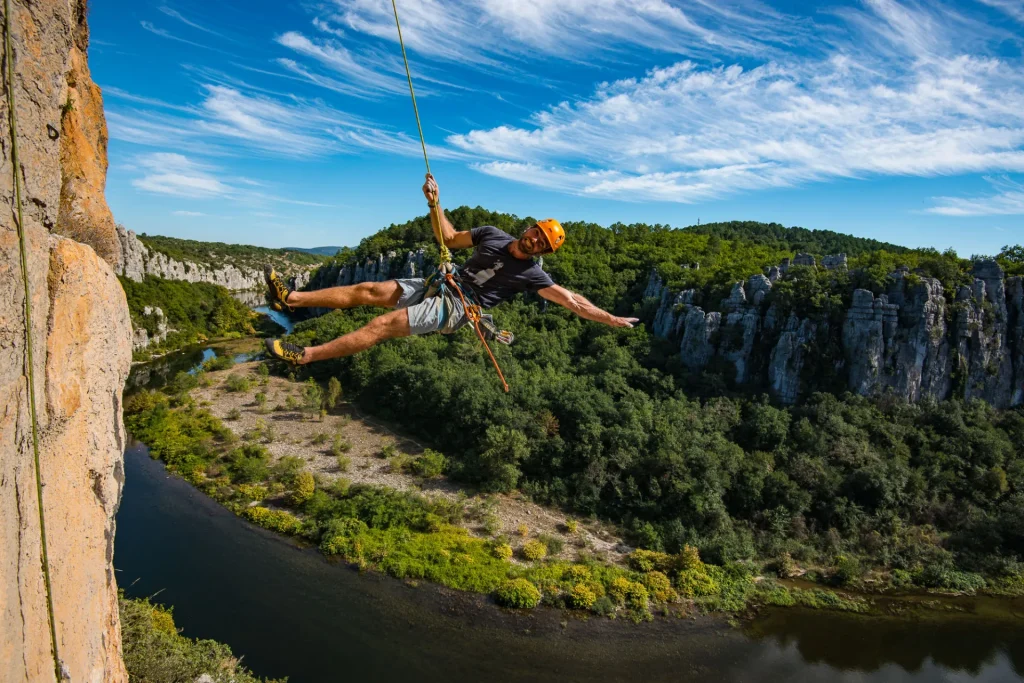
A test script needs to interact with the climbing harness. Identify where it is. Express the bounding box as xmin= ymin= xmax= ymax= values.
xmin=390 ymin=0 xmax=510 ymax=393
xmin=4 ymin=0 xmax=66 ymax=679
